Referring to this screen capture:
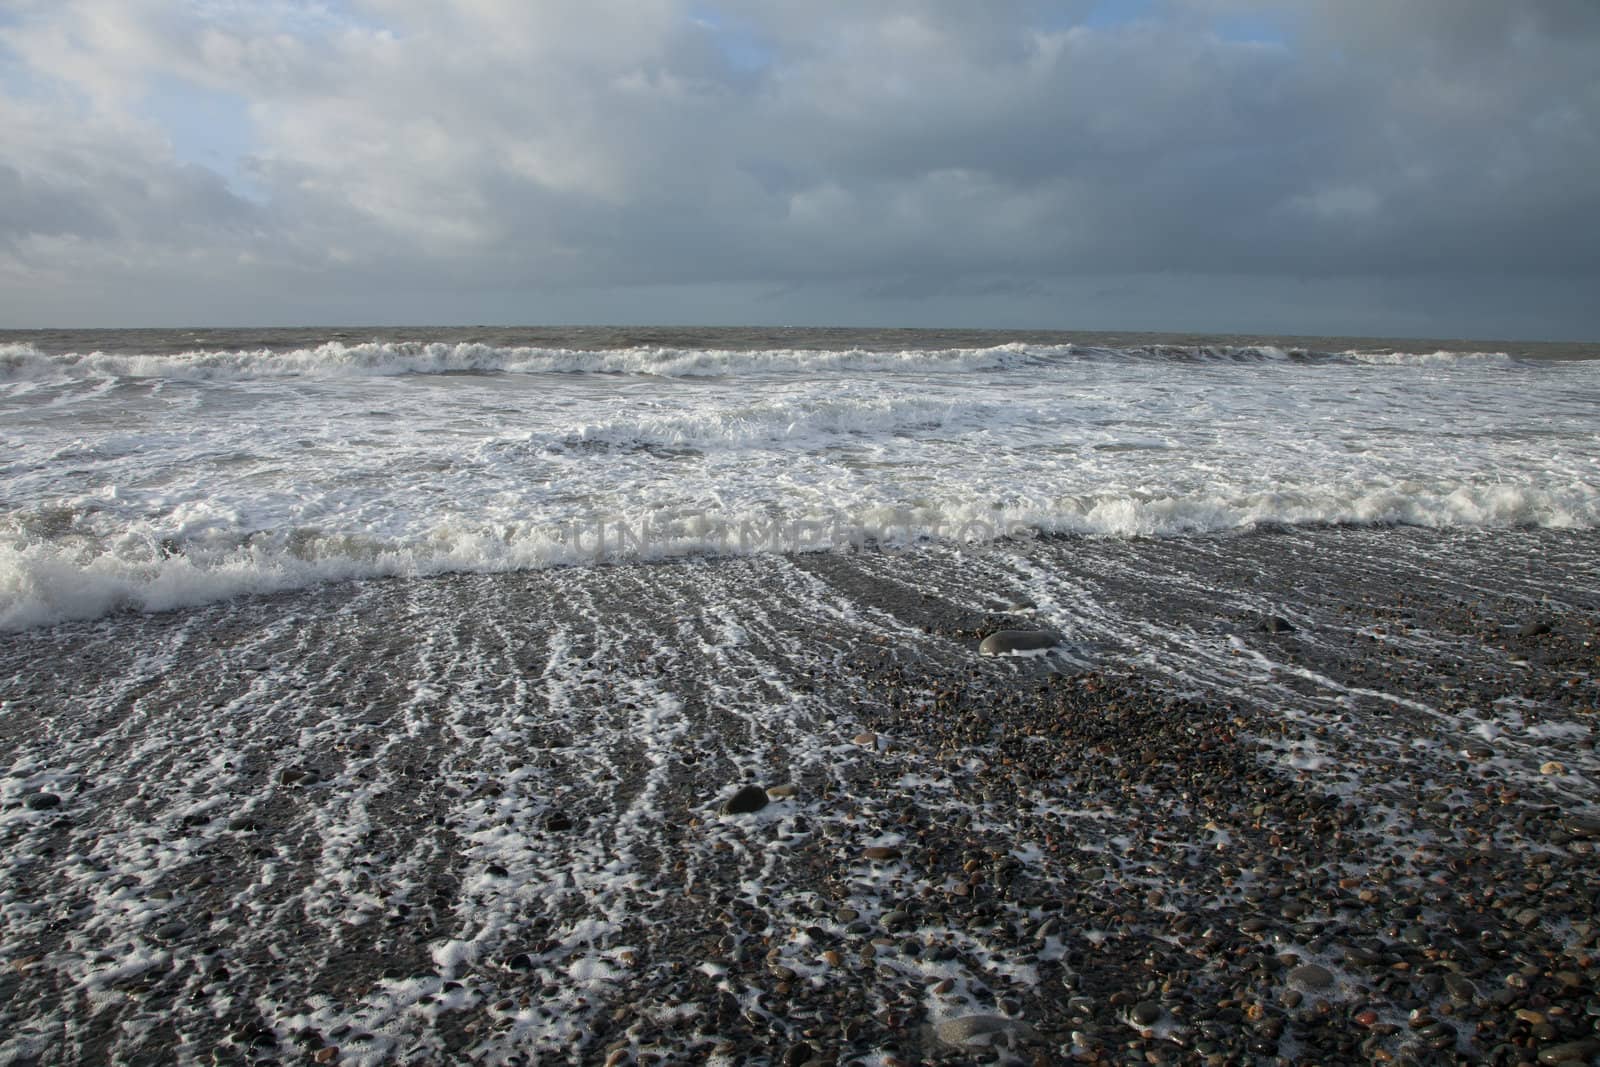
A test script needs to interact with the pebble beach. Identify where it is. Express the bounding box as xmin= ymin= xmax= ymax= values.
xmin=3 ymin=524 xmax=1598 ymax=1065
